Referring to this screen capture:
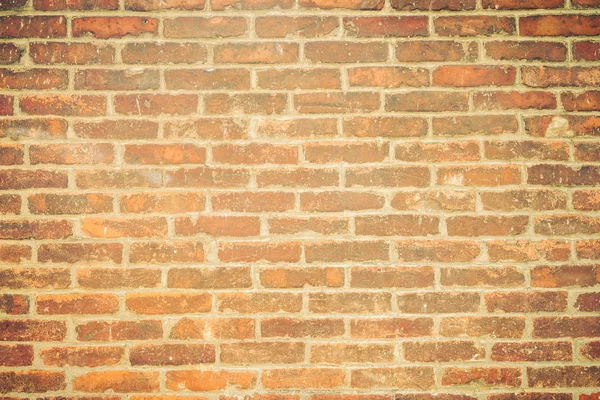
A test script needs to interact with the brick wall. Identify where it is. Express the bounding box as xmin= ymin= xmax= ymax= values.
xmin=1 ymin=0 xmax=600 ymax=397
